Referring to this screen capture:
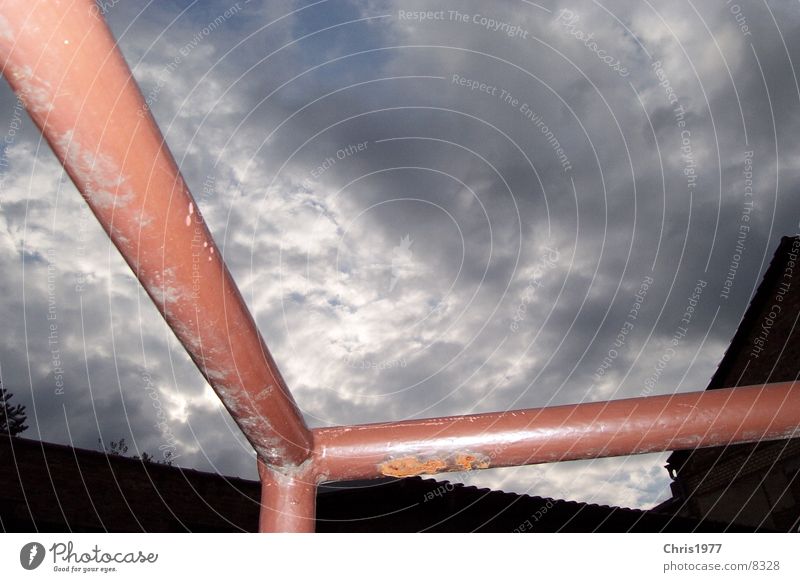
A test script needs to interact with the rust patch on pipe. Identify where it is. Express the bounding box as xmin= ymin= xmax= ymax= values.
xmin=379 ymin=453 xmax=490 ymax=477
xmin=380 ymin=456 xmax=447 ymax=477
xmin=454 ymin=453 xmax=490 ymax=471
